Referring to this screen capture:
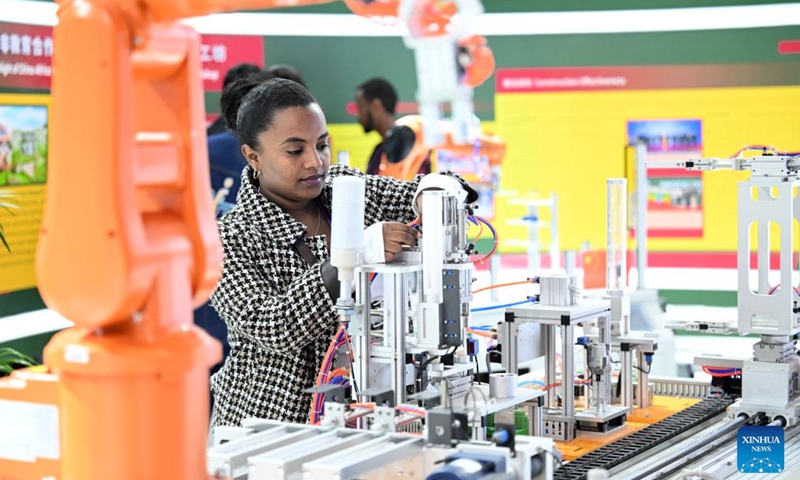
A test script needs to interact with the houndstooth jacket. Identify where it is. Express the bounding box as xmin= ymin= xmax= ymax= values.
xmin=209 ymin=163 xmax=421 ymax=427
